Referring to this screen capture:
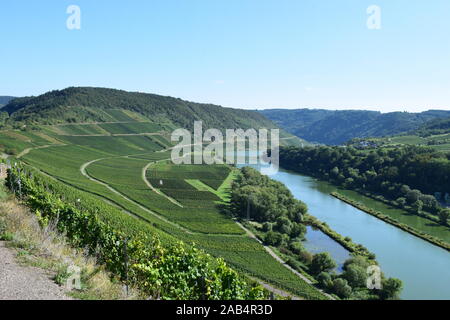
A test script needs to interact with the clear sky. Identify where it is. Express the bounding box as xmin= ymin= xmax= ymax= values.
xmin=1 ymin=0 xmax=449 ymax=112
